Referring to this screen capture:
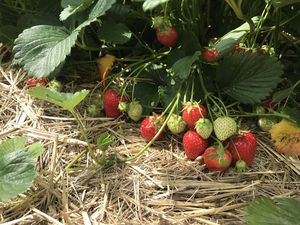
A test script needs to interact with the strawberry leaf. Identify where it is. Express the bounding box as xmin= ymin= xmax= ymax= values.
xmin=0 ymin=137 xmax=44 ymax=202
xmin=60 ymin=0 xmax=94 ymax=21
xmin=213 ymin=17 xmax=259 ymax=54
xmin=13 ymin=25 xmax=79 ymax=78
xmin=12 ymin=0 xmax=116 ymax=78
xmin=27 ymin=86 xmax=89 ymax=112
xmin=216 ymin=52 xmax=283 ymax=104
xmin=97 ymin=20 xmax=132 ymax=44
xmin=245 ymin=197 xmax=300 ymax=225
xmin=171 ymin=51 xmax=201 ymax=80
xmin=143 ymin=0 xmax=170 ymax=11
xmin=281 ymin=107 xmax=300 ymax=127
xmin=272 ymin=0 xmax=300 ymax=8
